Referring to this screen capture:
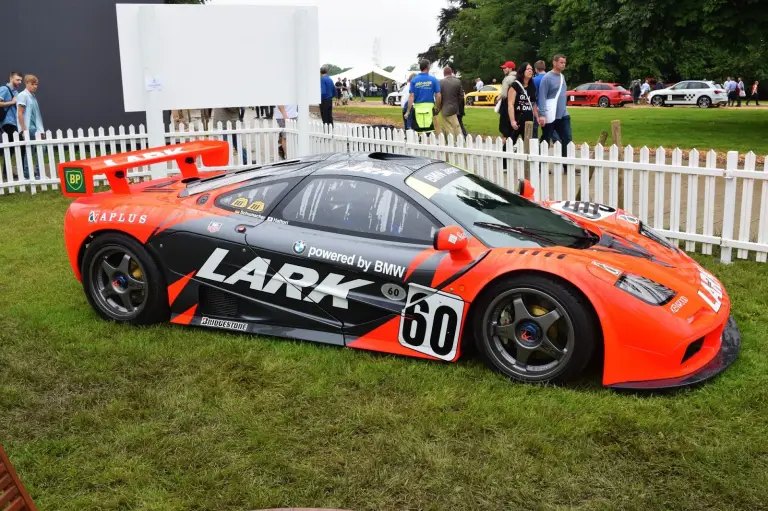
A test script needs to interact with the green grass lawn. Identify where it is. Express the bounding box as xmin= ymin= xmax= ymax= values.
xmin=2 ymin=192 xmax=768 ymax=510
xmin=338 ymin=104 xmax=768 ymax=155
